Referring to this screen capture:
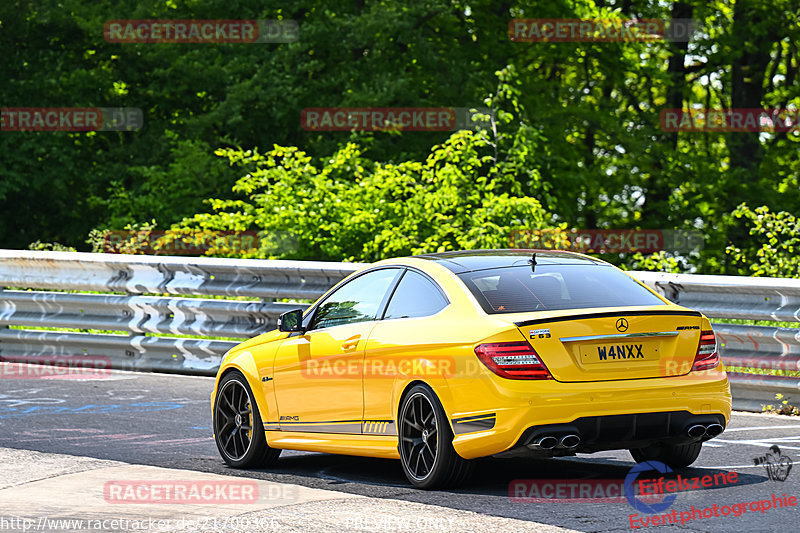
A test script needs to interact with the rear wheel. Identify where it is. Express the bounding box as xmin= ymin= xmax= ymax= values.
xmin=630 ymin=442 xmax=702 ymax=468
xmin=213 ymin=371 xmax=281 ymax=468
xmin=398 ymin=384 xmax=474 ymax=489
